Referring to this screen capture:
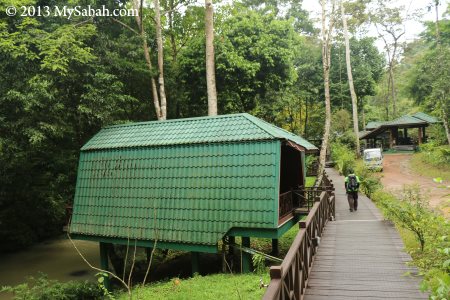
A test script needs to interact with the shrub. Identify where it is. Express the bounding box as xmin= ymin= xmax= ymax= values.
xmin=331 ymin=142 xmax=355 ymax=175
xmin=305 ymin=154 xmax=316 ymax=175
xmin=355 ymin=161 xmax=382 ymax=198
xmin=417 ymin=143 xmax=450 ymax=168
xmin=372 ymin=187 xmax=450 ymax=299
xmin=1 ymin=274 xmax=103 ymax=300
